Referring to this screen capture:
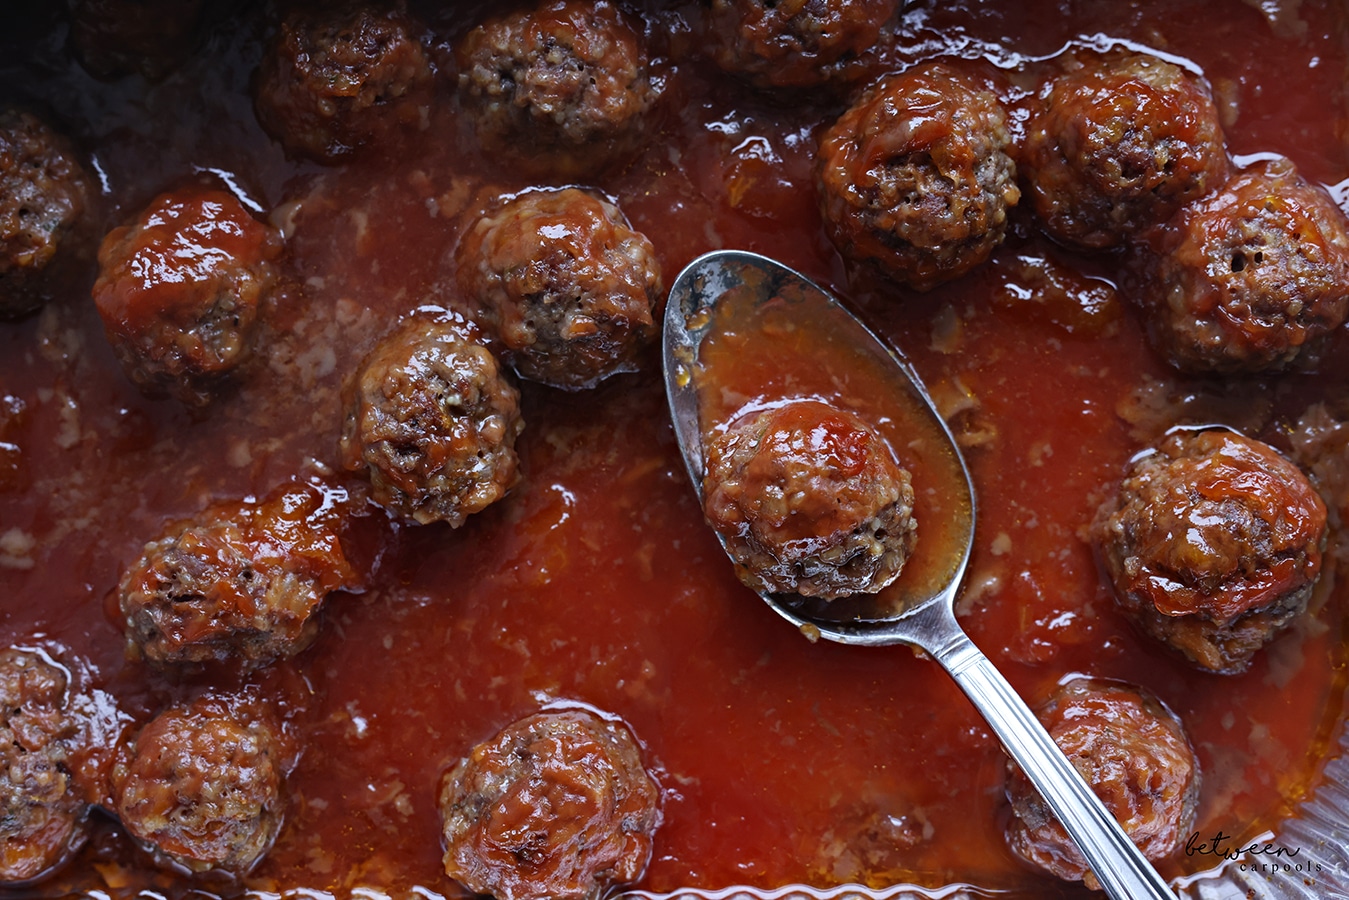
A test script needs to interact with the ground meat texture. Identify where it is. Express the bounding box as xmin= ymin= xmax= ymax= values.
xmin=456 ymin=0 xmax=661 ymax=177
xmin=457 ymin=189 xmax=660 ymax=390
xmin=253 ymin=4 xmax=435 ymax=163
xmin=1020 ymin=51 xmax=1228 ymax=250
xmin=701 ymin=400 xmax=917 ymax=600
xmin=340 ymin=316 xmax=523 ymax=527
xmin=93 ymin=186 xmax=283 ymax=407
xmin=705 ymin=0 xmax=897 ymax=89
xmin=817 ymin=63 xmax=1020 ymax=291
xmin=1005 ymin=679 xmax=1199 ymax=891
xmin=1092 ymin=429 xmax=1327 ymax=673
xmin=1129 ymin=157 xmax=1349 ymax=373
xmin=439 ymin=709 xmax=660 ymax=900
xmin=112 ymin=696 xmax=288 ymax=875
xmin=118 ymin=480 xmax=357 ymax=670
xmin=0 ymin=648 xmax=88 ymax=885
xmin=0 ymin=111 xmax=91 ymax=318
xmin=68 ymin=0 xmax=205 ymax=81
